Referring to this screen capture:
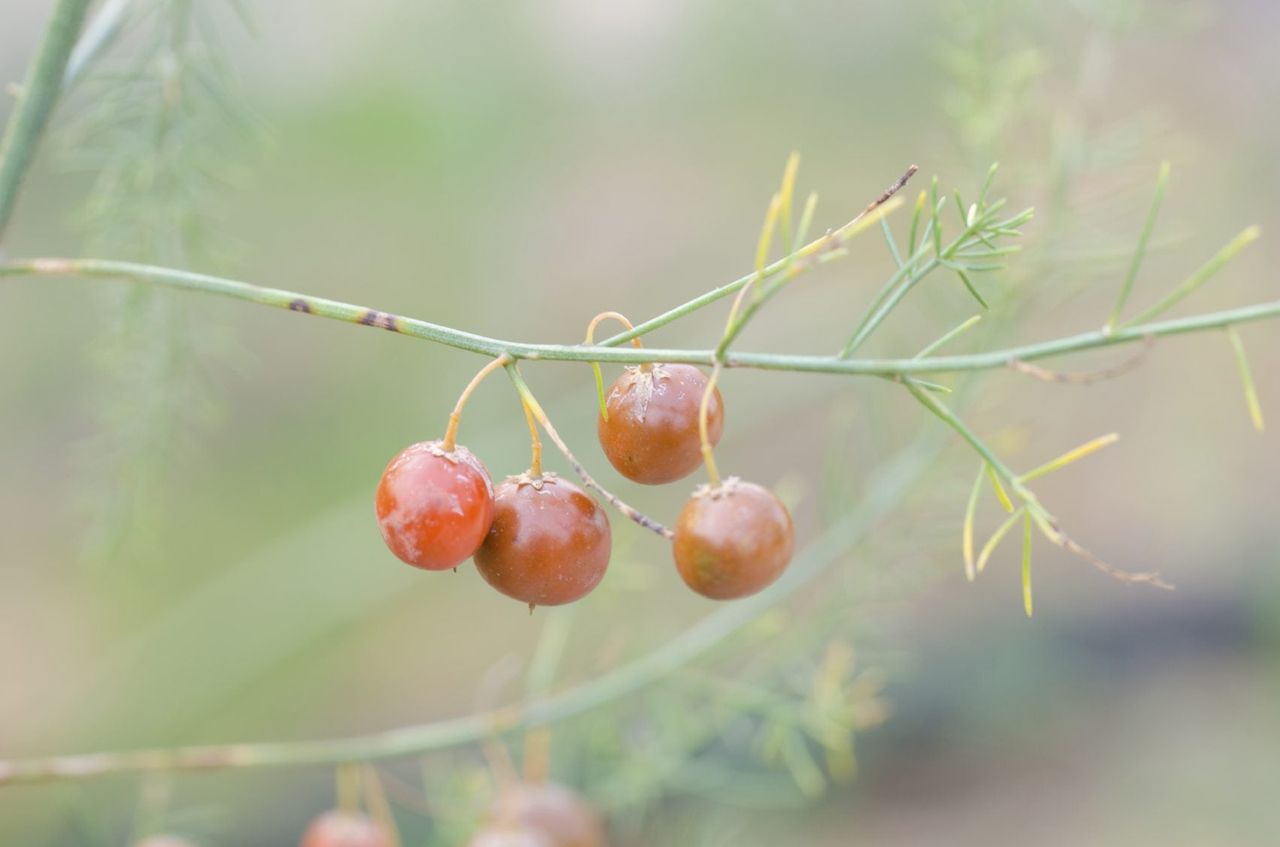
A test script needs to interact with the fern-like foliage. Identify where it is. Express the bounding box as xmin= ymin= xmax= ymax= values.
xmin=59 ymin=0 xmax=254 ymax=563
